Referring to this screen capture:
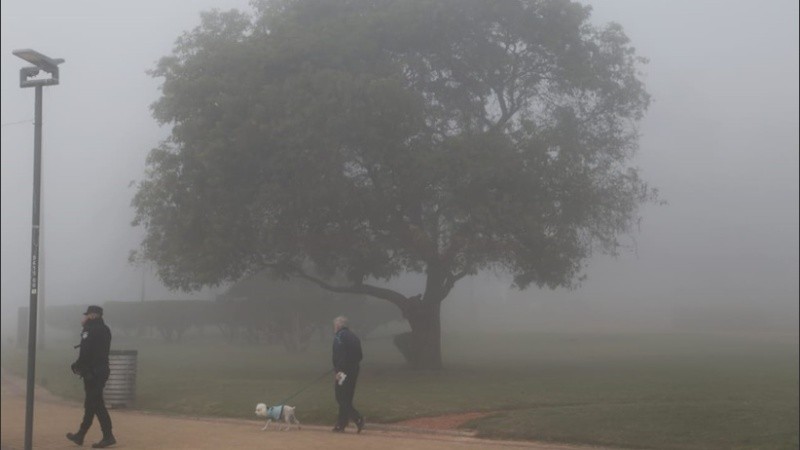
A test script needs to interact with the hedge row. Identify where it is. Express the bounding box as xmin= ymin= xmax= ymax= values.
xmin=42 ymin=296 xmax=400 ymax=352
